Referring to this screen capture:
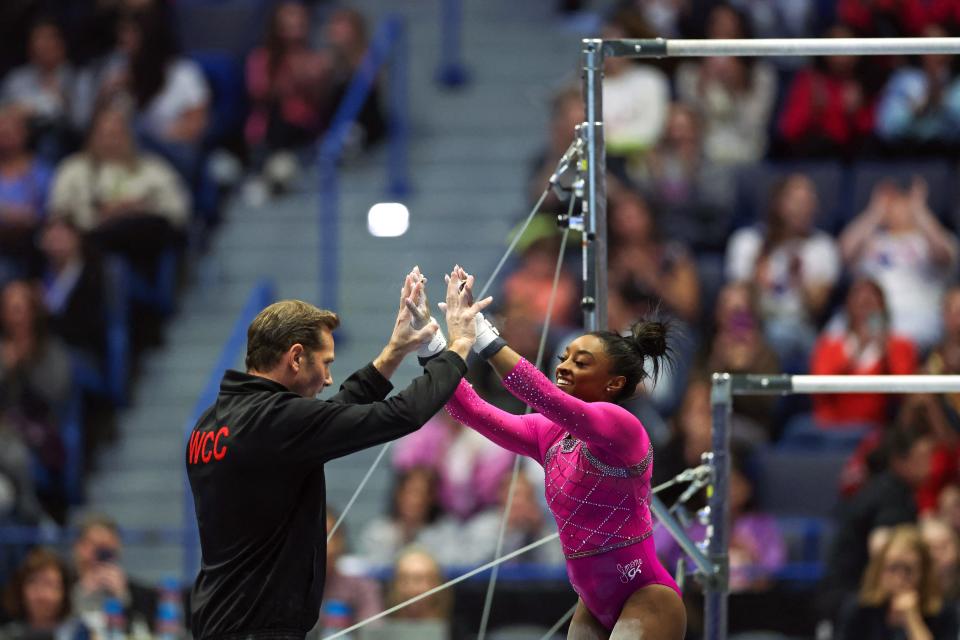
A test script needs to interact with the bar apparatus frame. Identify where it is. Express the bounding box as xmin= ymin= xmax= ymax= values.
xmin=578 ymin=36 xmax=960 ymax=640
